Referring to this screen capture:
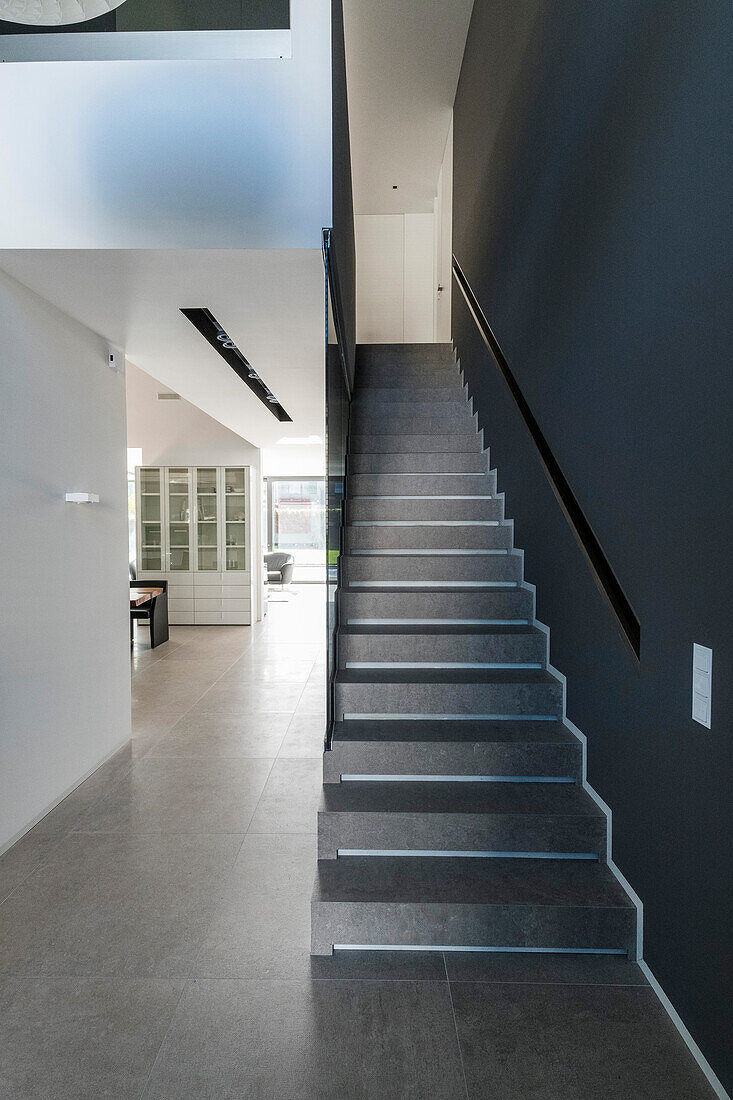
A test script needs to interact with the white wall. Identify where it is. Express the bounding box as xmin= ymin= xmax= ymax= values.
xmin=0 ymin=269 xmax=131 ymax=852
xmin=0 ymin=0 xmax=331 ymax=249
xmin=355 ymin=213 xmax=436 ymax=343
xmin=125 ymin=361 xmax=262 ymax=468
xmin=125 ymin=360 xmax=265 ymax=620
